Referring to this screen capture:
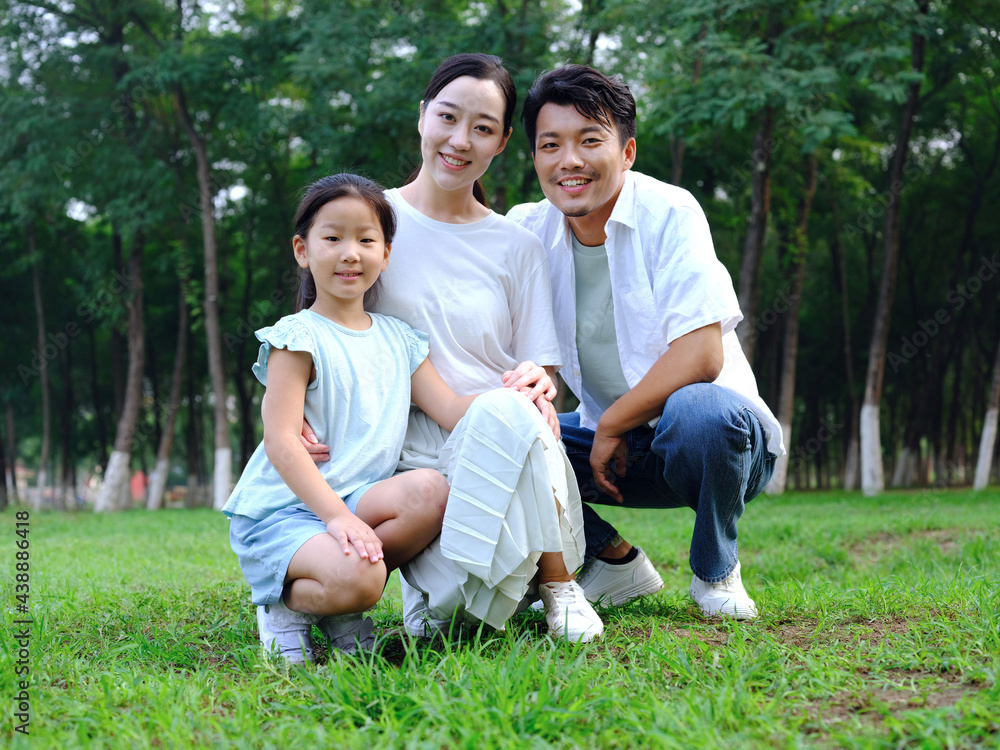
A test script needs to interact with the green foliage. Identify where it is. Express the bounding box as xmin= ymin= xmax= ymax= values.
xmin=0 ymin=0 xmax=998 ymax=491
